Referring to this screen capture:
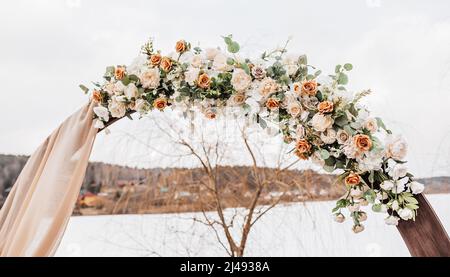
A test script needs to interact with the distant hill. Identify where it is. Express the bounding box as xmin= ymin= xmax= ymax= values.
xmin=1 ymin=154 xmax=449 ymax=213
